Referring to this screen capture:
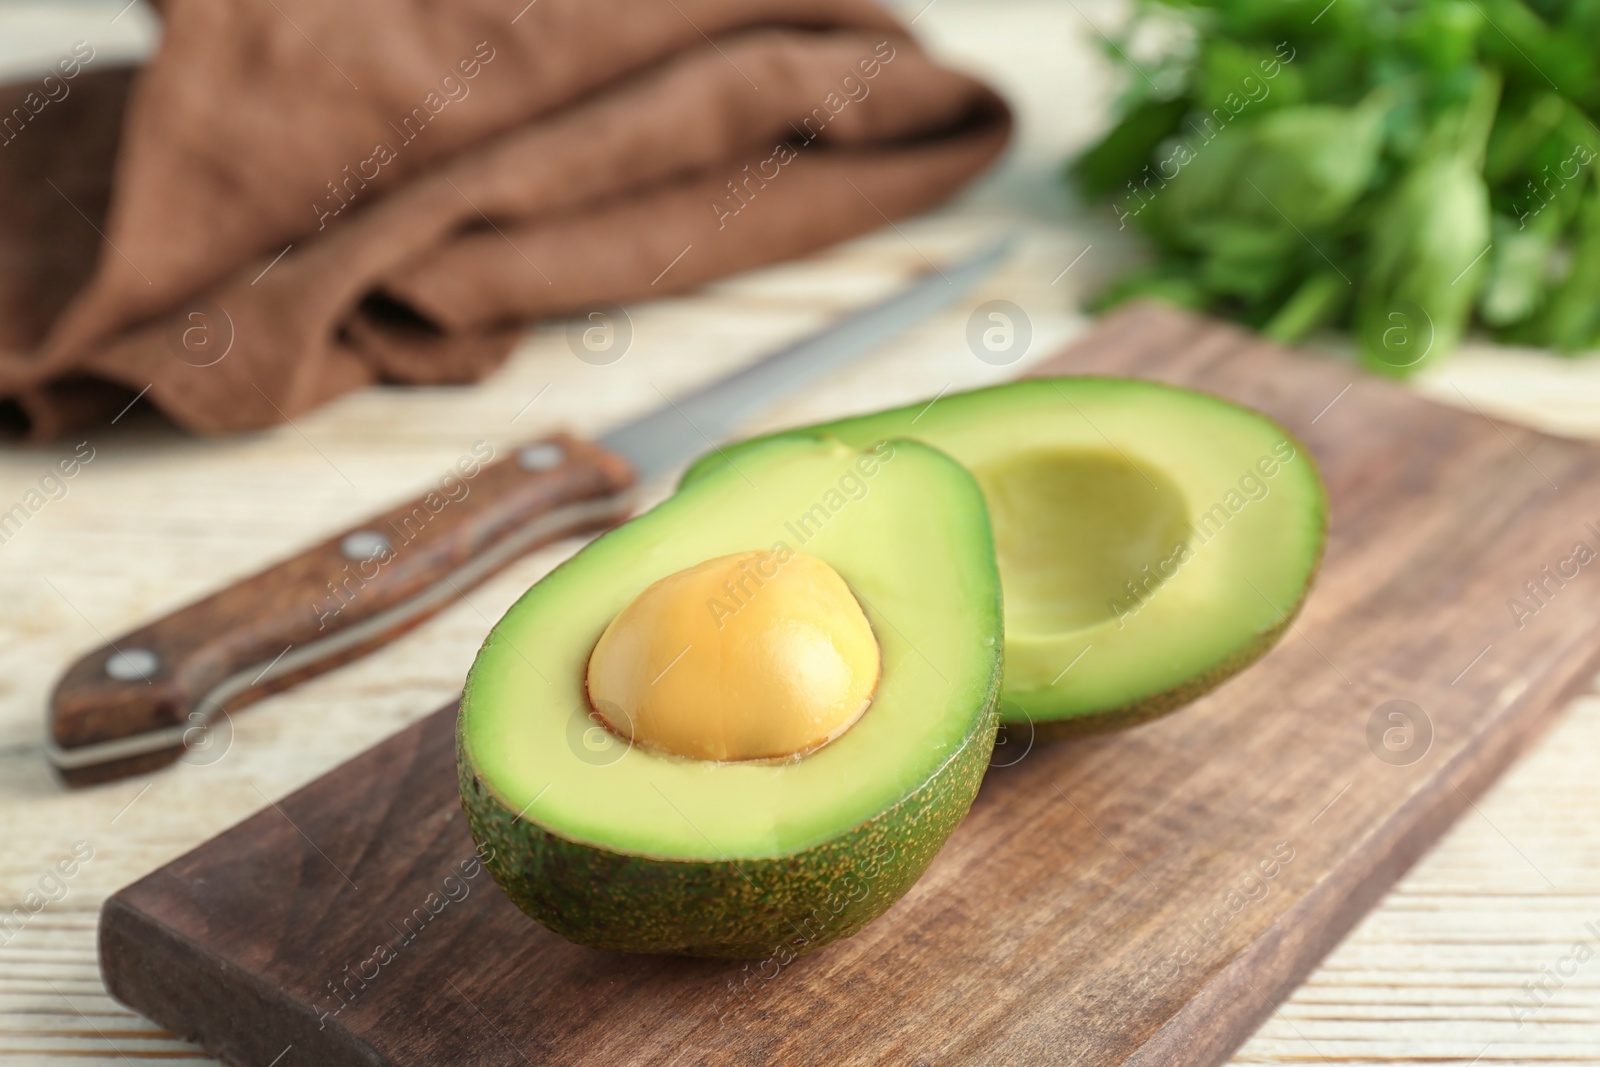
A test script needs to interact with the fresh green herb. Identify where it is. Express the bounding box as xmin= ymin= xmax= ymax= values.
xmin=1072 ymin=0 xmax=1600 ymax=373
